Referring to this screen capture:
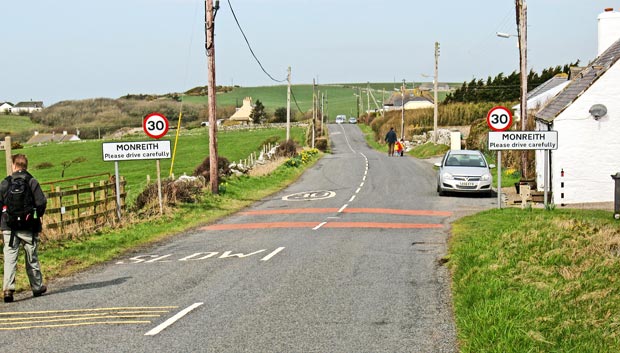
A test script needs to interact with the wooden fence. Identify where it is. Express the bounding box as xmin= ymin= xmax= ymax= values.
xmin=40 ymin=173 xmax=126 ymax=237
